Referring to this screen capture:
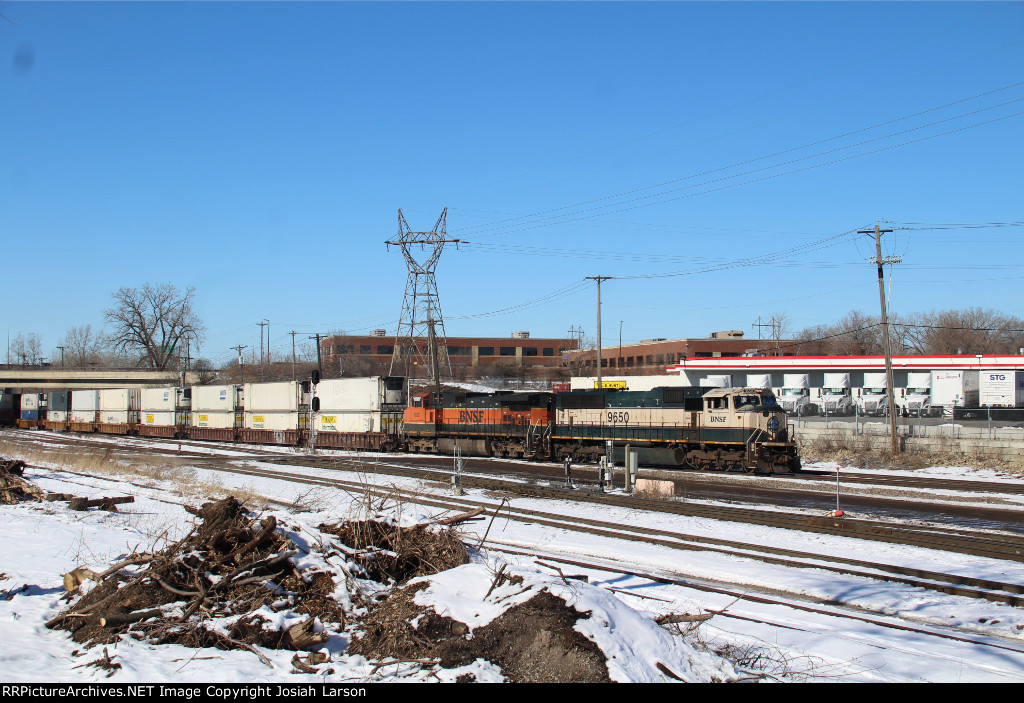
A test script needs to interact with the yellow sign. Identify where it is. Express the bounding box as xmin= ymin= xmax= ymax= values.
xmin=198 ymin=415 xmax=209 ymax=422
xmin=321 ymin=416 xmax=337 ymax=423
xmin=595 ymin=380 xmax=627 ymax=389
xmin=253 ymin=415 xmax=265 ymax=422
xmin=146 ymin=414 xmax=154 ymax=423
